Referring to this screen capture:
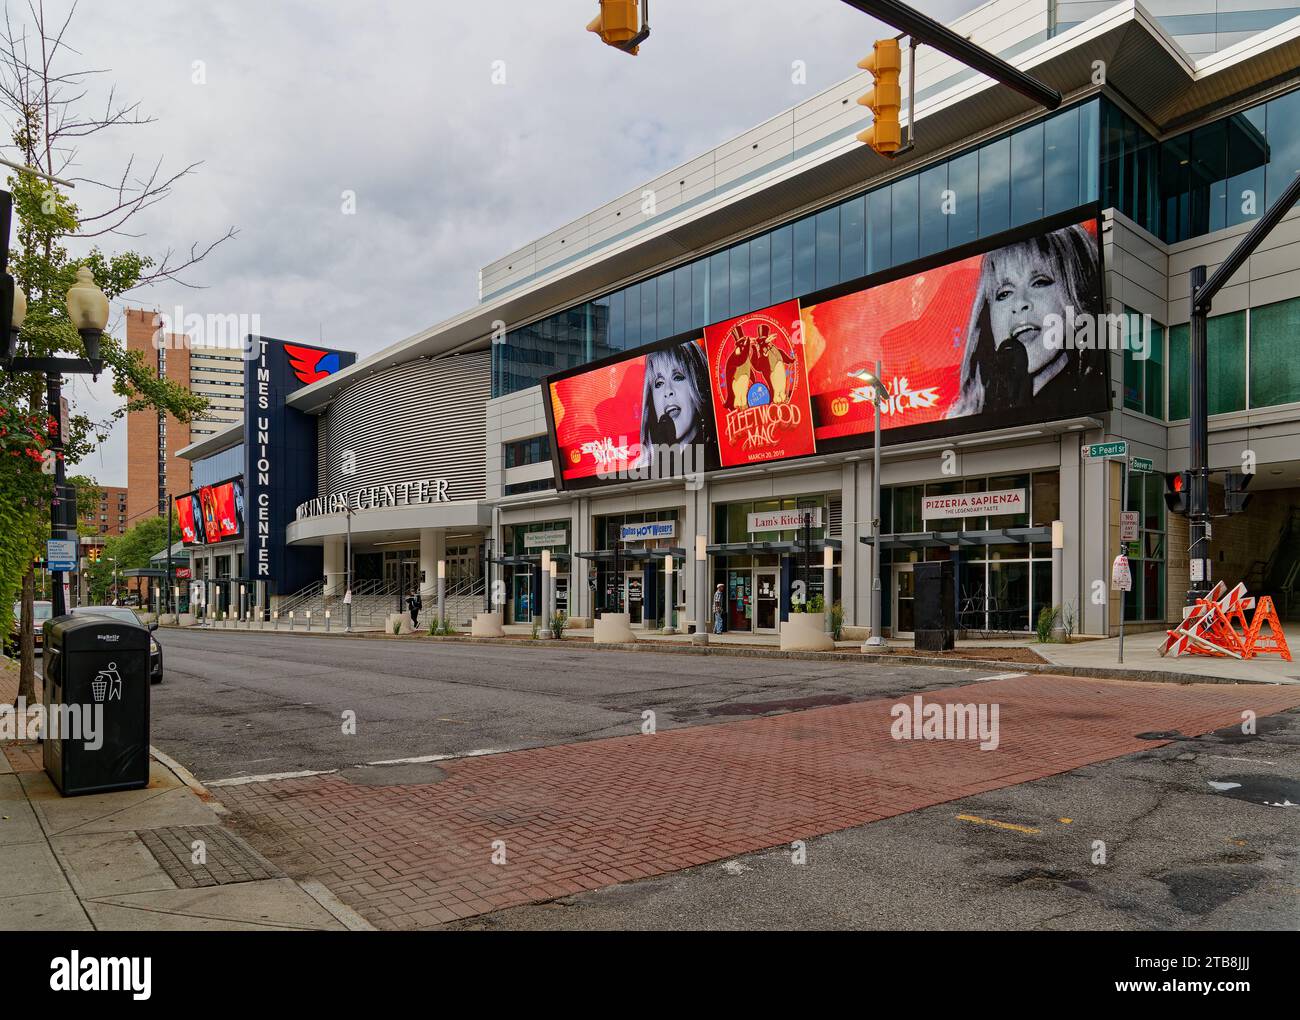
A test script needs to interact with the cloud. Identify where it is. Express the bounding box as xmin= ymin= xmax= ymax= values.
xmin=14 ymin=0 xmax=976 ymax=485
